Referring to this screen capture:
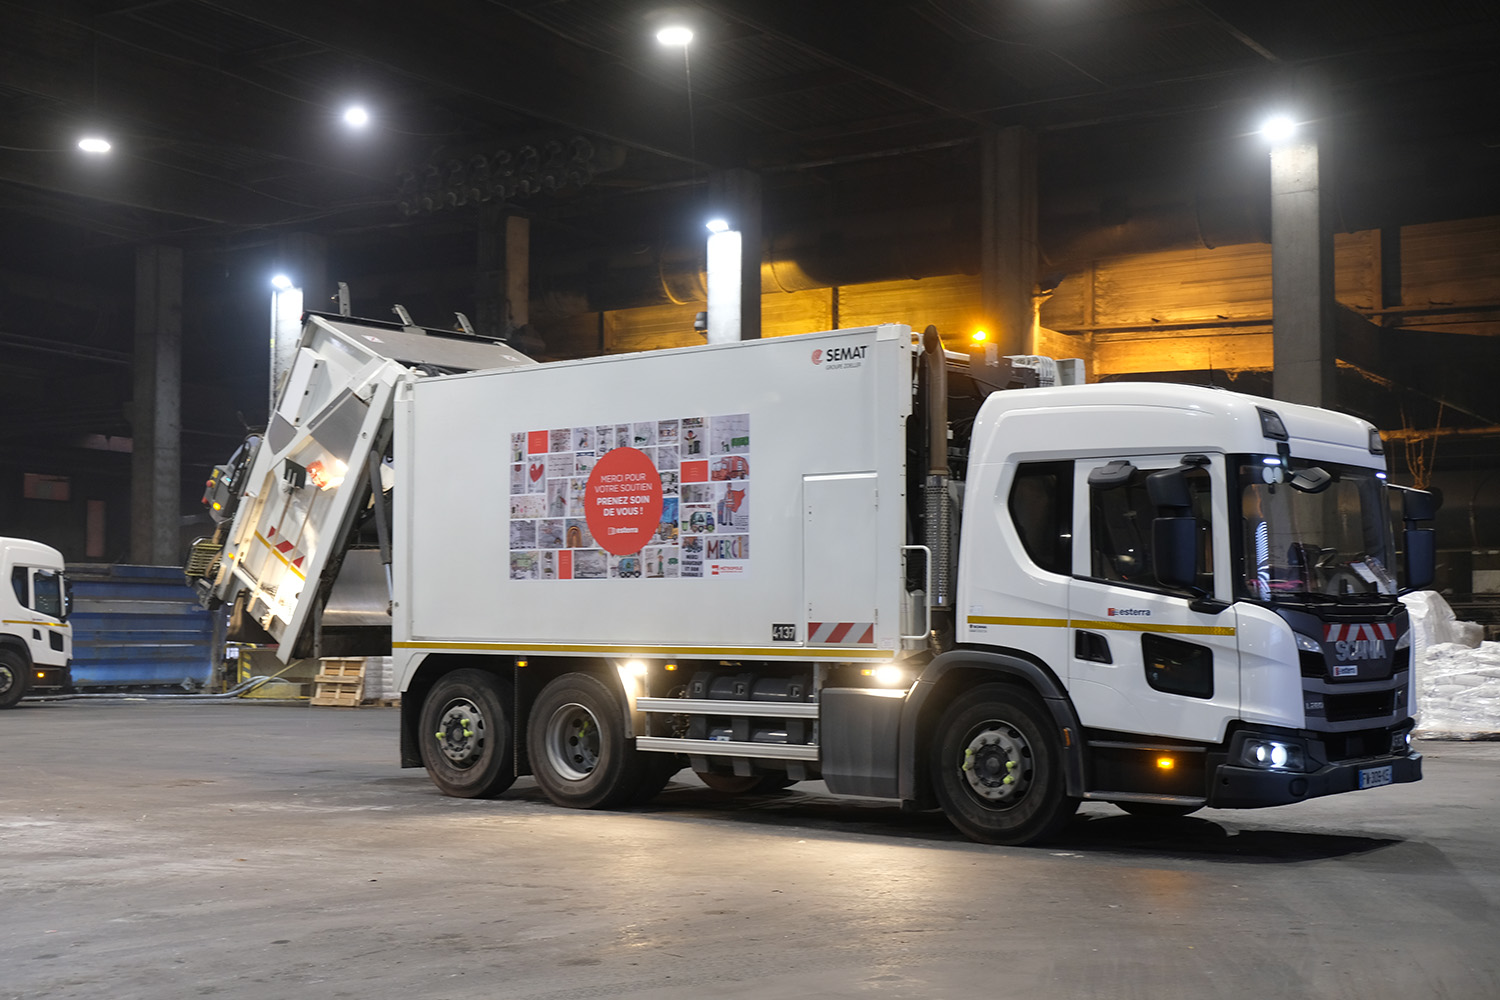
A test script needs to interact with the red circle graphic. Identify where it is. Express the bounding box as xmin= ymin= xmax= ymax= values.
xmin=584 ymin=447 xmax=664 ymax=556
